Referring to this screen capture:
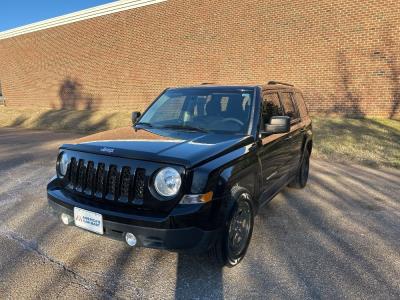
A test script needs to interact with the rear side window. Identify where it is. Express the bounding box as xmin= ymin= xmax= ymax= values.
xmin=280 ymin=92 xmax=299 ymax=120
xmin=262 ymin=92 xmax=283 ymax=124
xmin=294 ymin=92 xmax=309 ymax=118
